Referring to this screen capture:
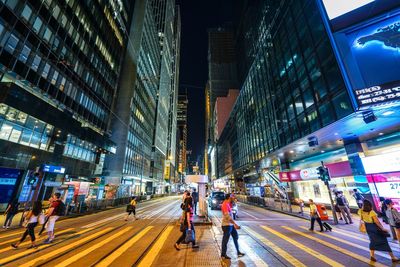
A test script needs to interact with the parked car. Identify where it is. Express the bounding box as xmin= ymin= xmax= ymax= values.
xmin=208 ymin=191 xmax=225 ymax=210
